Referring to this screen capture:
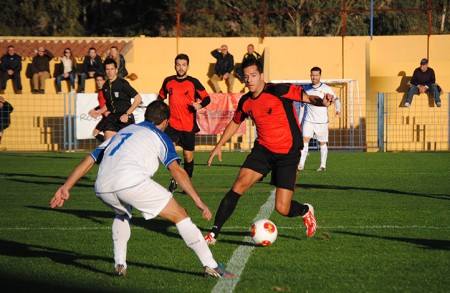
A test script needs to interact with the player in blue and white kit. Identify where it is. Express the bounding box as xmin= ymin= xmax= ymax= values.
xmin=50 ymin=100 xmax=233 ymax=278
xmin=298 ymin=67 xmax=341 ymax=171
